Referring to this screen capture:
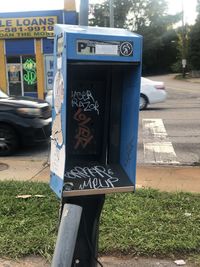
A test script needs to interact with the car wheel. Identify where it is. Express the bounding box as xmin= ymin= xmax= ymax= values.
xmin=0 ymin=124 xmax=18 ymax=156
xmin=140 ymin=94 xmax=148 ymax=110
